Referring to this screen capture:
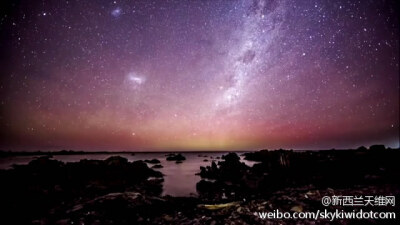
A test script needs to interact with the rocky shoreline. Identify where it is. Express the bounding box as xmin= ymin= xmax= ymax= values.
xmin=0 ymin=147 xmax=399 ymax=224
